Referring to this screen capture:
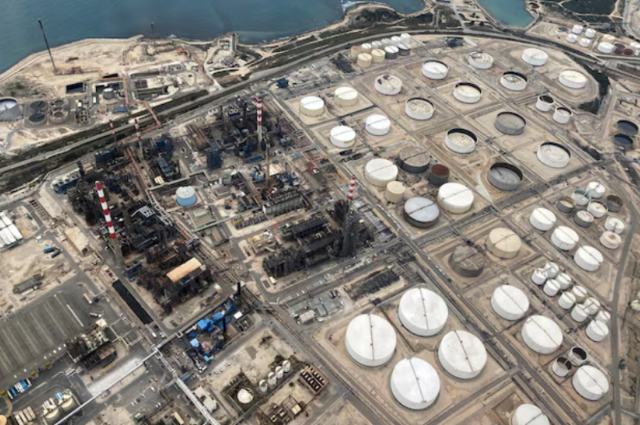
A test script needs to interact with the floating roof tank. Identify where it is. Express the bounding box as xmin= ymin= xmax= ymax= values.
xmin=491 ymin=285 xmax=529 ymax=320
xmin=559 ymin=70 xmax=588 ymax=89
xmin=390 ymin=358 xmax=440 ymax=410
xmin=536 ymin=95 xmax=555 ymax=112
xmin=449 ymin=245 xmax=485 ymax=277
xmin=300 ymin=96 xmax=325 ymax=116
xmin=445 ymin=128 xmax=477 ymax=153
xmin=365 ymin=158 xmax=398 ymax=188
xmin=330 ymin=125 xmax=356 ymax=148
xmin=530 ymin=208 xmax=556 ymax=231
xmin=422 ymin=60 xmax=449 ymax=80
xmin=357 ymin=53 xmax=372 ymax=68
xmin=605 ymin=195 xmax=623 ymax=212
xmin=468 ymin=52 xmax=494 ymax=69
xmin=237 ymin=389 xmax=254 ymax=404
xmin=371 ymin=49 xmax=385 ymax=63
xmin=438 ymin=182 xmax=474 ymax=213
xmin=398 ymin=287 xmax=448 ymax=336
xmin=487 ymin=228 xmax=521 ymax=259
xmin=571 ymin=304 xmax=589 ymax=322
xmin=521 ymin=315 xmax=563 ymax=354
xmin=176 ymin=186 xmax=197 ymax=207
xmin=334 ymin=86 xmax=359 ymax=107
xmin=398 ymin=146 xmax=430 ymax=173
xmin=553 ymin=107 xmax=572 ymax=124
xmin=512 ymin=404 xmax=550 ymax=425
xmin=453 ymin=82 xmax=482 ymax=104
xmin=572 ymin=189 xmax=591 ymax=206
xmin=586 ymin=320 xmax=609 ymax=342
xmin=553 ymin=357 xmax=573 ymax=377
xmin=495 ymin=112 xmax=526 ymax=135
xmin=617 ymin=119 xmax=639 ymax=136
xmin=345 ymin=314 xmax=397 ymax=367
xmin=365 ymin=114 xmax=391 ymax=136
xmin=587 ymin=200 xmax=607 ymax=218
xmin=556 ymin=196 xmax=576 ymax=213
xmin=551 ymin=226 xmax=579 ymax=250
xmin=438 ymin=330 xmax=487 ymax=379
xmin=59 ymin=395 xmax=78 ymax=413
xmin=522 ymin=48 xmax=549 ymax=66
xmin=587 ymin=182 xmax=606 ymax=198
xmin=573 ymin=365 xmax=609 ymax=401
xmin=574 ymin=210 xmax=594 ymax=228
xmin=258 ymin=380 xmax=268 ymax=393
xmin=44 ymin=408 xmax=62 ymax=425
xmin=500 ymin=71 xmax=528 ymax=91
xmin=488 ymin=162 xmax=523 ymax=191
xmin=403 ymin=197 xmax=440 ymax=229
xmin=537 ymin=142 xmax=571 ymax=168
xmin=574 ymin=246 xmax=604 ymax=271
xmin=597 ymin=42 xmax=614 ymax=54
xmin=375 ymin=75 xmax=402 ymax=95
xmin=385 ymin=181 xmax=406 ymax=203
xmin=405 ymin=98 xmax=434 ymax=120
